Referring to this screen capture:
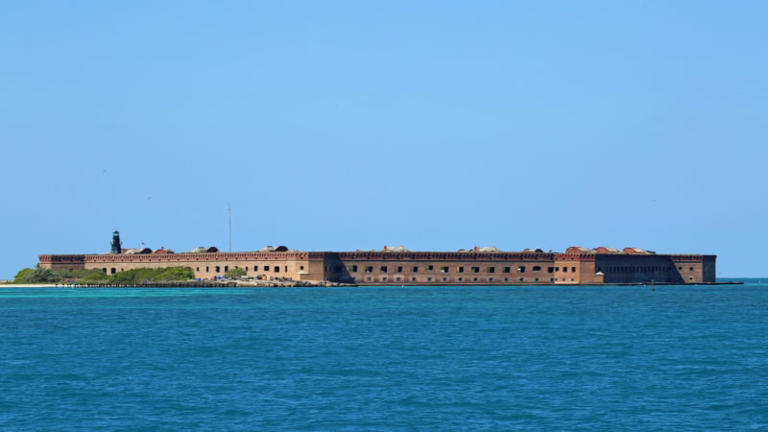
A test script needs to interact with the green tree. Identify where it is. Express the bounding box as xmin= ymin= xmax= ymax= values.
xmin=13 ymin=267 xmax=63 ymax=283
xmin=155 ymin=267 xmax=195 ymax=281
xmin=225 ymin=267 xmax=247 ymax=279
xmin=13 ymin=268 xmax=34 ymax=283
xmin=72 ymin=268 xmax=110 ymax=282
xmin=109 ymin=267 xmax=195 ymax=283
